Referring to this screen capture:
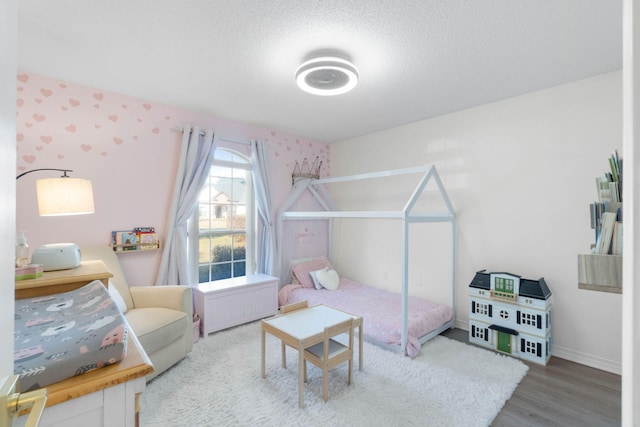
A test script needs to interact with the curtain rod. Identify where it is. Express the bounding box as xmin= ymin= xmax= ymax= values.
xmin=173 ymin=126 xmax=251 ymax=146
